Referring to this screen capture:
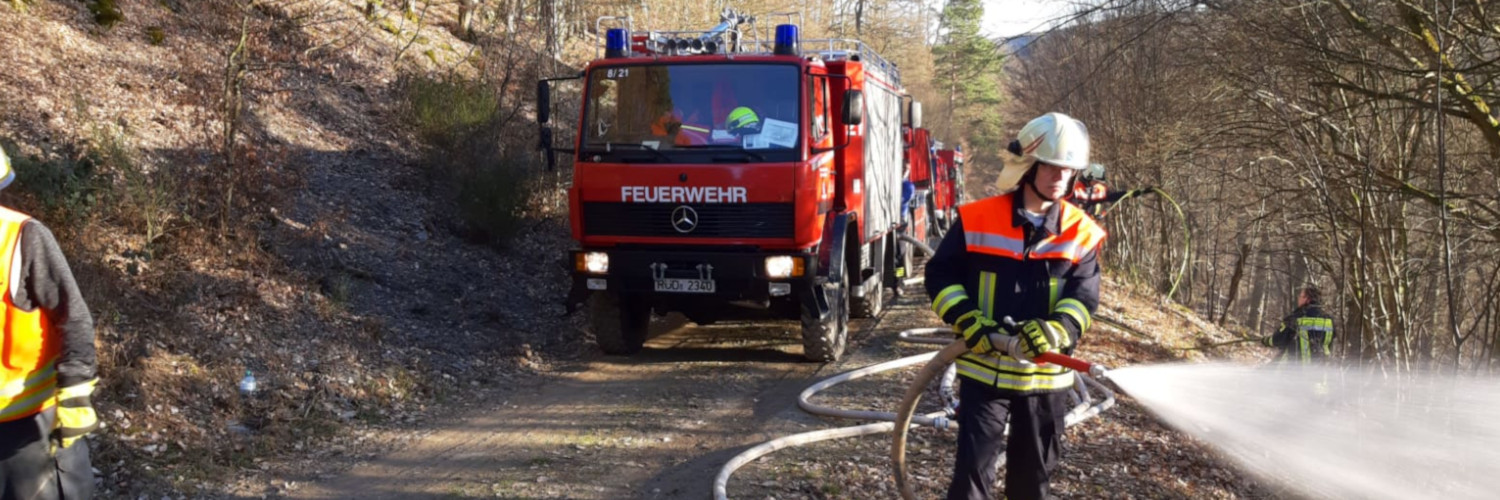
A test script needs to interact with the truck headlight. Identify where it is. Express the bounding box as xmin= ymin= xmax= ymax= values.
xmin=577 ymin=252 xmax=609 ymax=274
xmin=765 ymin=256 xmax=804 ymax=279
